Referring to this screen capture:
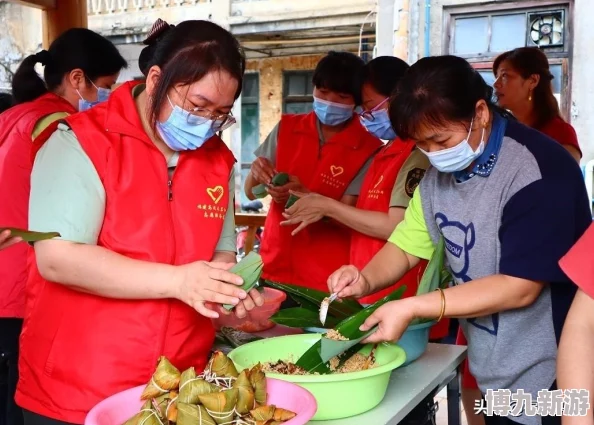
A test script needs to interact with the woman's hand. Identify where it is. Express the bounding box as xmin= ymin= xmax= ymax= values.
xmin=281 ymin=191 xmax=329 ymax=235
xmin=250 ymin=157 xmax=276 ymax=185
xmin=359 ymin=299 xmax=416 ymax=343
xmin=327 ymin=265 xmax=372 ymax=299
xmin=175 ymin=260 xmax=249 ymax=319
xmin=267 ymin=176 xmax=309 ymax=204
xmin=0 ymin=229 xmax=22 ymax=250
